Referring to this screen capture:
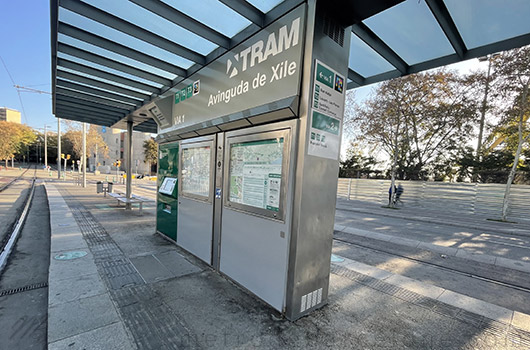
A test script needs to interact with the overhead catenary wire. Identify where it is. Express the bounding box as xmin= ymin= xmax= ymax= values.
xmin=0 ymin=55 xmax=29 ymax=124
